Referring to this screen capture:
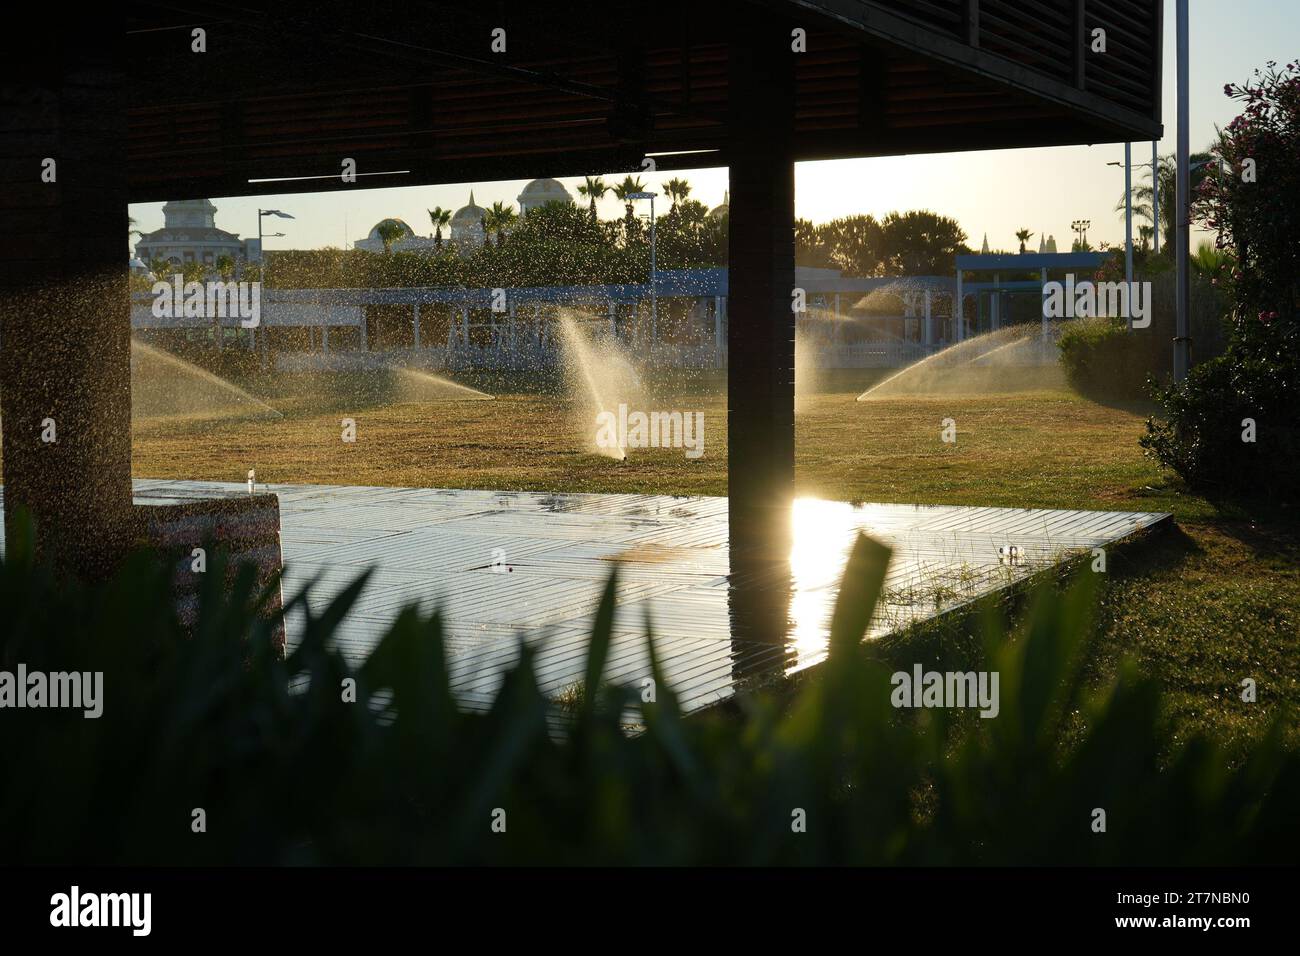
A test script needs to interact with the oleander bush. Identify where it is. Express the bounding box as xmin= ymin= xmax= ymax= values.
xmin=1 ymin=518 xmax=1297 ymax=865
xmin=1142 ymin=61 xmax=1300 ymax=497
